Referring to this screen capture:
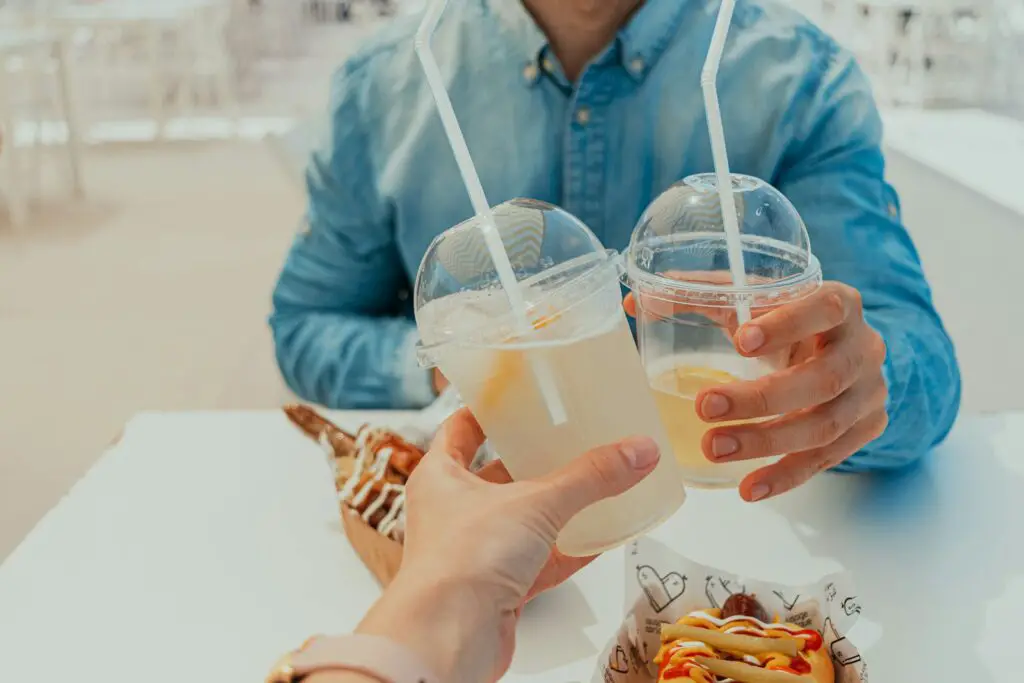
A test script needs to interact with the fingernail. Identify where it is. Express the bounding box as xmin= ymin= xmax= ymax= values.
xmin=701 ymin=393 xmax=730 ymax=419
xmin=711 ymin=435 xmax=739 ymax=459
xmin=748 ymin=483 xmax=772 ymax=502
xmin=621 ymin=437 xmax=660 ymax=470
xmin=738 ymin=325 xmax=765 ymax=353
